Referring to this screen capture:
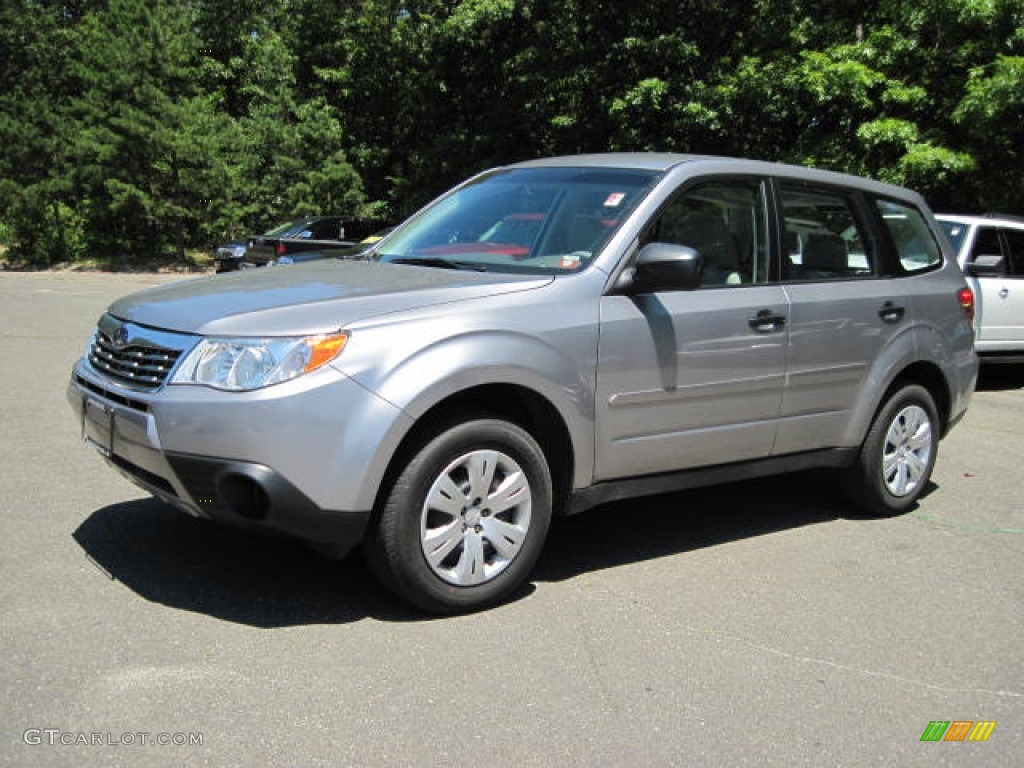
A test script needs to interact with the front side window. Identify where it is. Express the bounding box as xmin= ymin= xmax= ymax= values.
xmin=375 ymin=167 xmax=659 ymax=274
xmin=970 ymin=227 xmax=1004 ymax=272
xmin=876 ymin=199 xmax=943 ymax=273
xmin=642 ymin=178 xmax=770 ymax=286
xmin=780 ymin=185 xmax=875 ymax=280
